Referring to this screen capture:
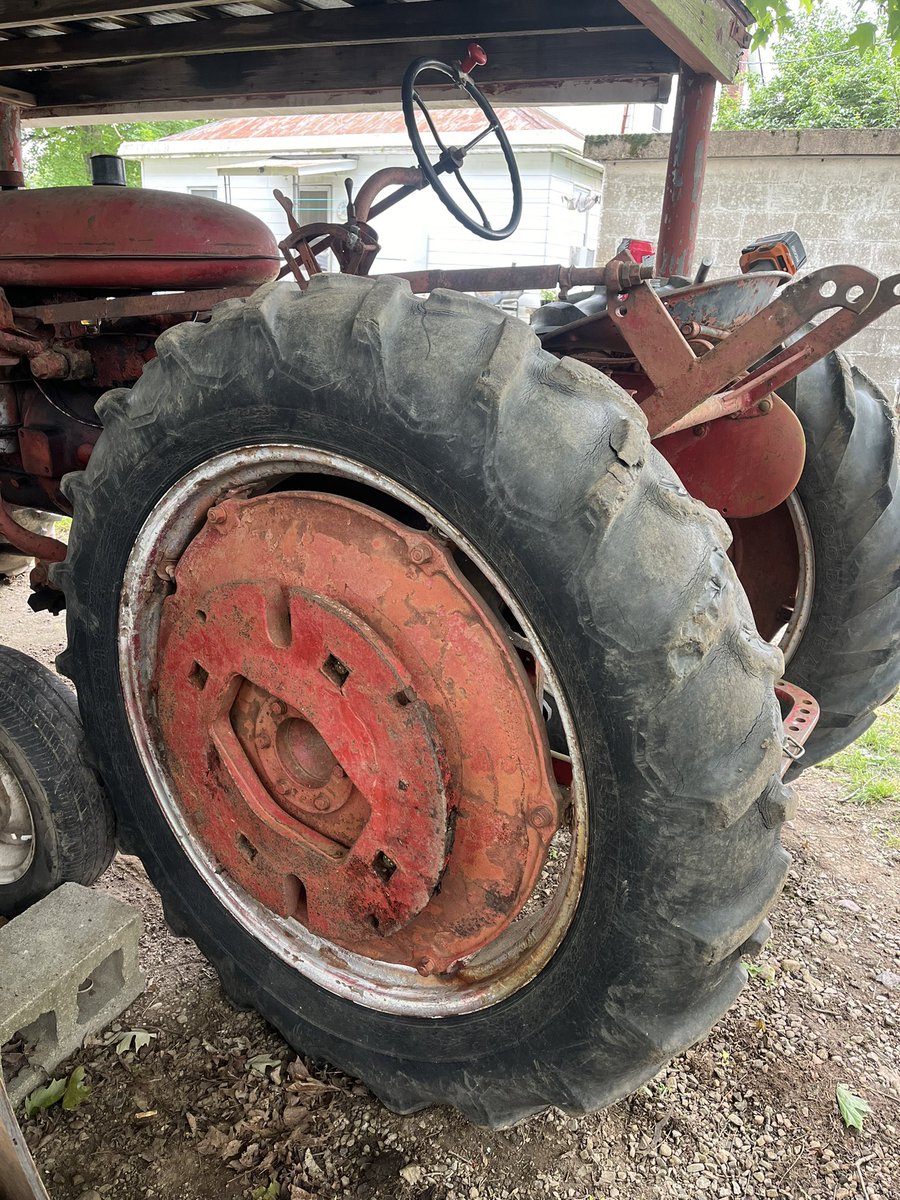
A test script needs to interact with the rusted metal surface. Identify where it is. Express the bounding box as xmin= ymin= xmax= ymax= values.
xmin=777 ymin=681 xmax=820 ymax=777
xmin=537 ymin=272 xmax=790 ymax=356
xmin=0 ymin=186 xmax=280 ymax=289
xmin=728 ymin=502 xmax=803 ymax=643
xmin=353 ymin=165 xmax=425 ymax=222
xmin=656 ymin=65 xmax=717 ymax=278
xmin=0 ymin=102 xmax=24 ymax=190
xmin=384 ymin=263 xmax=613 ymax=294
xmin=611 ymin=266 xmax=878 ymax=437
xmin=11 ymin=286 xmax=259 ymax=327
xmin=0 ymin=1065 xmax=48 ymax=1200
xmin=0 ymin=495 xmax=66 ymax=561
xmin=654 ymin=395 xmax=806 ymax=519
xmin=154 ymin=492 xmax=560 ymax=976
